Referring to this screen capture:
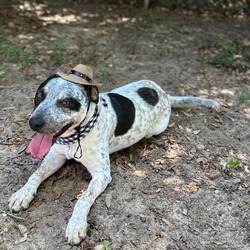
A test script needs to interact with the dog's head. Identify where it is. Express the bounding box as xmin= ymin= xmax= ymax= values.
xmin=28 ymin=75 xmax=99 ymax=158
xmin=29 ymin=75 xmax=98 ymax=135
